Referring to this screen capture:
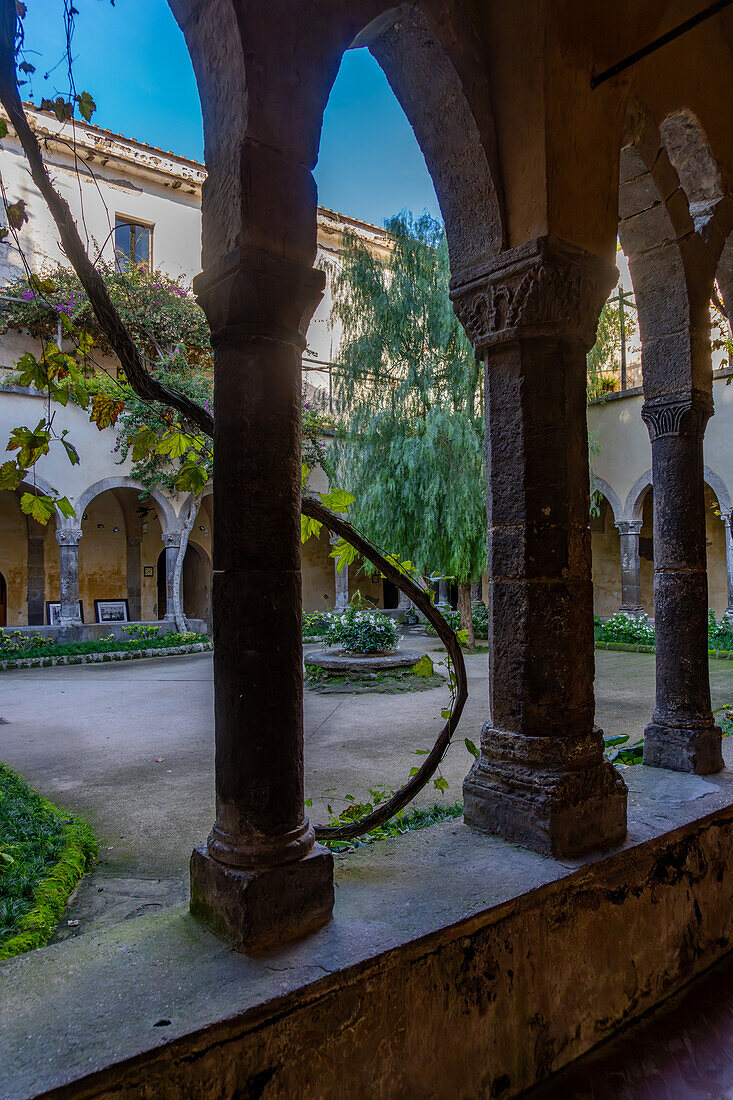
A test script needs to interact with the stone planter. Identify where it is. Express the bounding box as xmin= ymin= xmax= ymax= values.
xmin=303 ymin=648 xmax=440 ymax=694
